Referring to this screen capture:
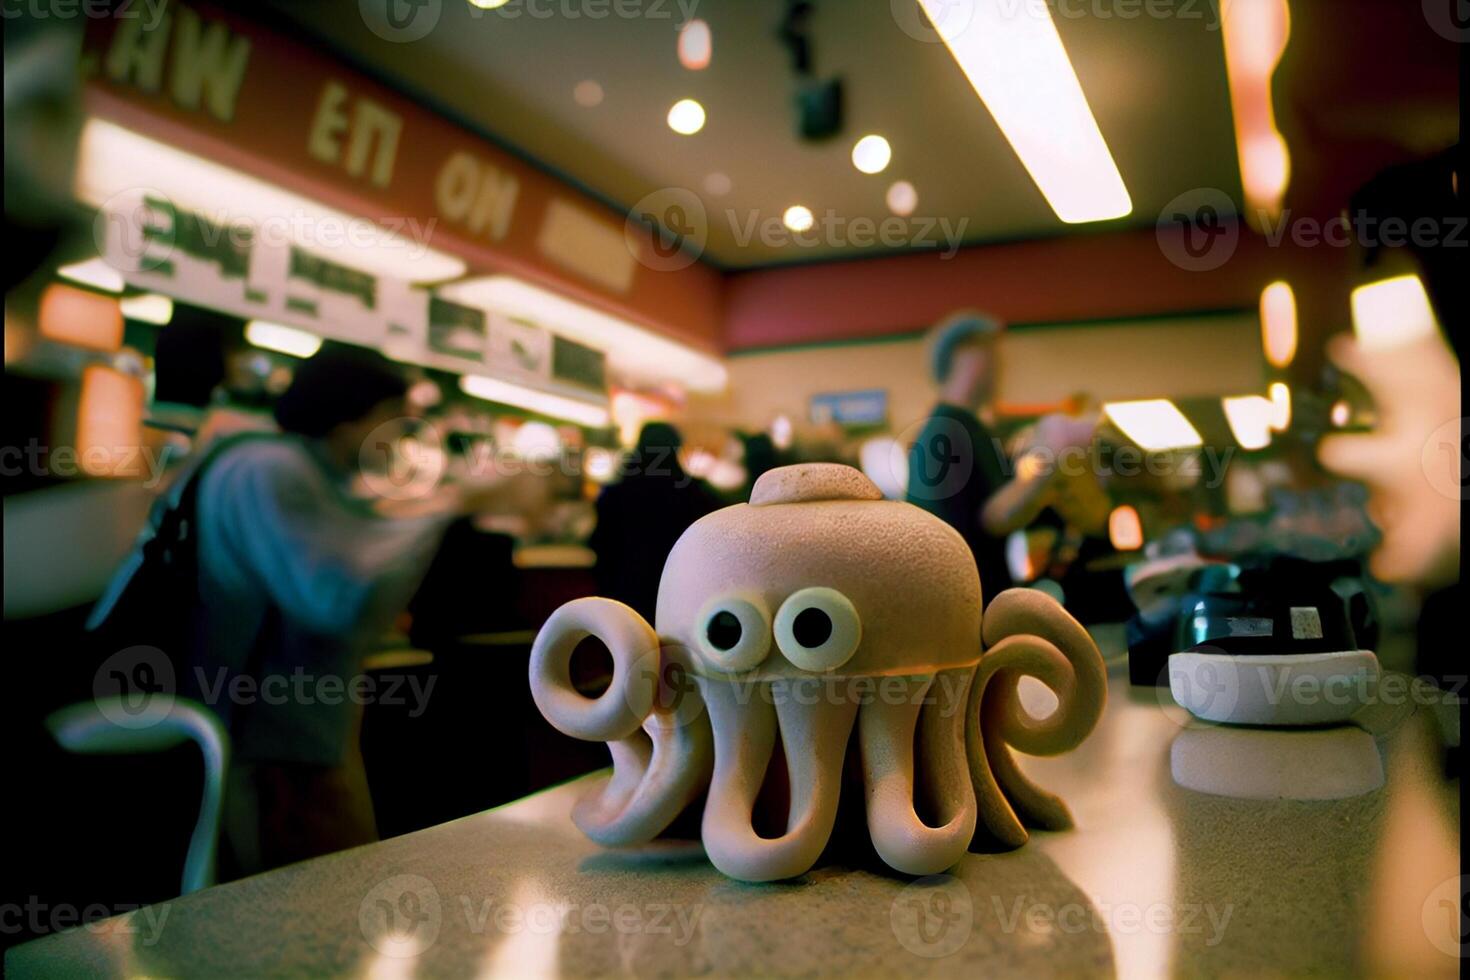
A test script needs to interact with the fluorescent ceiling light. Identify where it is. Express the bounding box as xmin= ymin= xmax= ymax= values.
xmin=1104 ymin=399 xmax=1202 ymax=452
xmin=1259 ymin=280 xmax=1297 ymax=368
xmin=459 ymin=374 xmax=610 ymax=428
xmin=76 ymin=118 xmax=466 ymax=283
xmin=436 ymin=276 xmax=728 ymax=393
xmin=246 ymin=320 xmax=323 ymax=358
xmin=57 ymin=258 xmax=125 ymax=293
xmin=118 ymin=293 xmax=174 ymax=325
xmin=1222 ymin=395 xmax=1273 ymax=450
xmin=1350 ymin=274 xmax=1439 ymax=352
xmin=917 ymin=0 xmax=1130 ymax=223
